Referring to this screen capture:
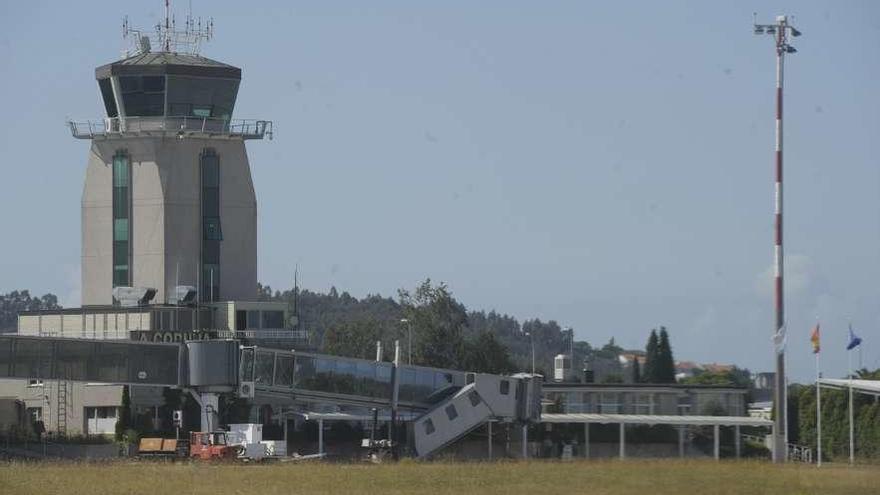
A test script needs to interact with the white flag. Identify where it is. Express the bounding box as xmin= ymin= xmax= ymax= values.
xmin=773 ymin=324 xmax=787 ymax=355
